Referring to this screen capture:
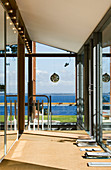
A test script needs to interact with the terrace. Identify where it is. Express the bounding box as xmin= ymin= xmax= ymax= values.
xmin=0 ymin=0 xmax=111 ymax=169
